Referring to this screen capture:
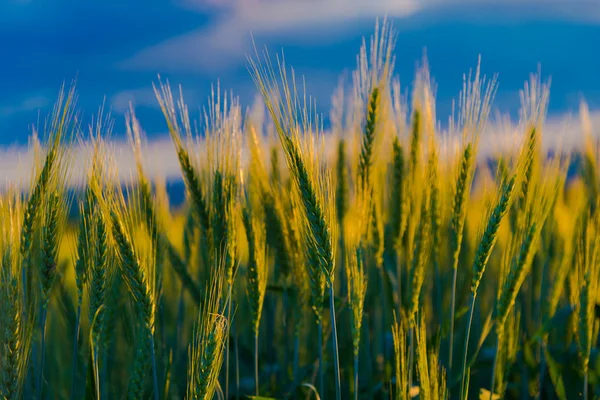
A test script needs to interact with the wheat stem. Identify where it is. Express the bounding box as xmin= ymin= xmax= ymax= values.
xmin=460 ymin=293 xmax=476 ymax=400
xmin=254 ymin=333 xmax=259 ymax=396
xmin=408 ymin=320 xmax=415 ymax=393
xmin=293 ymin=334 xmax=300 ymax=392
xmin=235 ymin=330 xmax=240 ymax=400
xmin=448 ymin=267 xmax=458 ymax=375
xmin=318 ymin=321 xmax=324 ymax=397
xmin=37 ymin=307 xmax=48 ymax=400
xmin=583 ymin=370 xmax=588 ymax=400
xmin=150 ymin=332 xmax=159 ymax=400
xmin=225 ymin=284 xmax=233 ymax=400
xmin=329 ymin=285 xmax=342 ymax=400
xmin=70 ymin=302 xmax=81 ymax=400
xmin=489 ymin=328 xmax=503 ymax=399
